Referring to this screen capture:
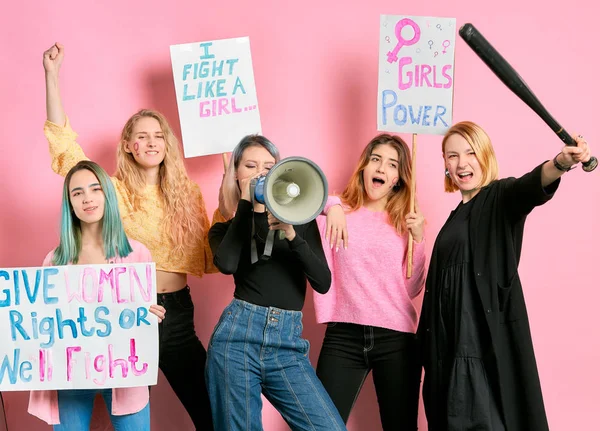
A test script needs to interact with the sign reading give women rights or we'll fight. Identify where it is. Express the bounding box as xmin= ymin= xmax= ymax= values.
xmin=0 ymin=263 xmax=158 ymax=391
xmin=378 ymin=15 xmax=456 ymax=135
